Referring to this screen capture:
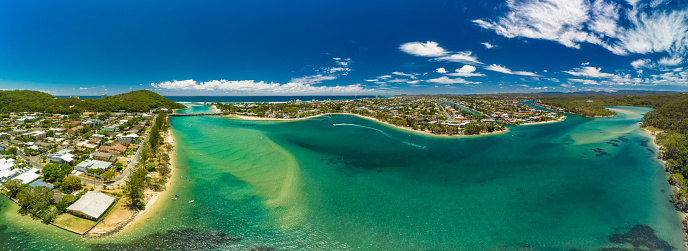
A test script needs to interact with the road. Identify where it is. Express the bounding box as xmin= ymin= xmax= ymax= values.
xmin=76 ymin=114 xmax=157 ymax=188
xmin=0 ymin=142 xmax=41 ymax=169
xmin=437 ymin=103 xmax=454 ymax=122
